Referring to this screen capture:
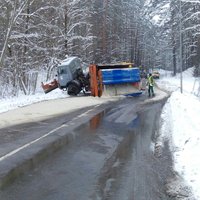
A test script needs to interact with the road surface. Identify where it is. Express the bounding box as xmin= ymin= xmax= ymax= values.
xmin=0 ymin=95 xmax=176 ymax=200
